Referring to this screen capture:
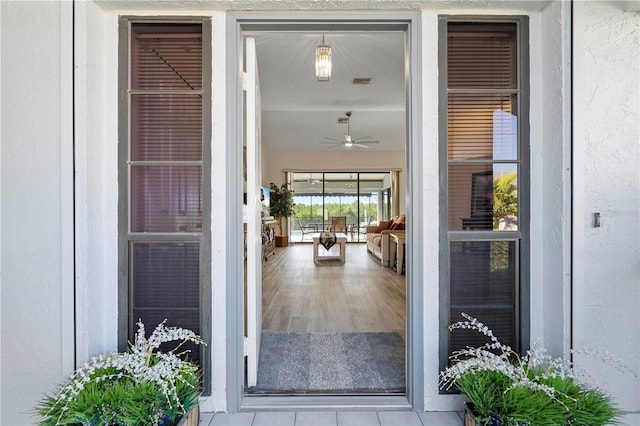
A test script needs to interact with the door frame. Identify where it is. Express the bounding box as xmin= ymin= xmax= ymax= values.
xmin=225 ymin=12 xmax=424 ymax=411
